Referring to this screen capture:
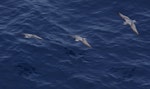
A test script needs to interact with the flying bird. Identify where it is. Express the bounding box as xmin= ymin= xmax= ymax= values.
xmin=71 ymin=35 xmax=92 ymax=48
xmin=119 ymin=12 xmax=139 ymax=35
xmin=23 ymin=33 xmax=43 ymax=40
